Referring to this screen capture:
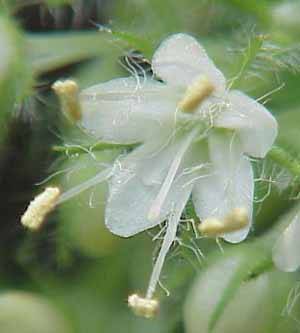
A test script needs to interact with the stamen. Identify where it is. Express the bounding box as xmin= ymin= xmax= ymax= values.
xmin=198 ymin=207 xmax=249 ymax=237
xmin=21 ymin=187 xmax=60 ymax=231
xmin=57 ymin=167 xmax=113 ymax=205
xmin=21 ymin=167 xmax=113 ymax=231
xmin=178 ymin=75 xmax=215 ymax=113
xmin=146 ymin=202 xmax=184 ymax=300
xmin=128 ymin=294 xmax=159 ymax=318
xmin=52 ymin=79 xmax=81 ymax=121
xmin=148 ymin=128 xmax=199 ymax=222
